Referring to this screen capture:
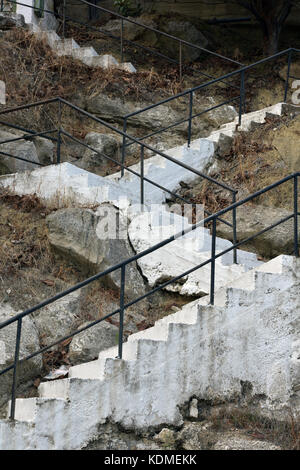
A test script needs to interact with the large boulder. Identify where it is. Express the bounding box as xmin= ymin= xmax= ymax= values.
xmin=31 ymin=291 xmax=81 ymax=346
xmin=0 ymin=303 xmax=42 ymax=408
xmin=217 ymin=204 xmax=300 ymax=258
xmin=46 ymin=206 xmax=146 ymax=297
xmin=0 ymin=129 xmax=40 ymax=174
xmin=78 ymin=132 xmax=119 ymax=171
xmin=0 ymin=13 xmax=25 ymax=30
xmin=102 ymin=14 xmax=158 ymax=46
xmin=68 ymin=320 xmax=118 ymax=364
xmin=85 ymin=94 xmax=184 ymax=132
xmin=157 ymin=19 xmax=208 ymax=62
xmin=32 ymin=136 xmax=55 ymax=166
